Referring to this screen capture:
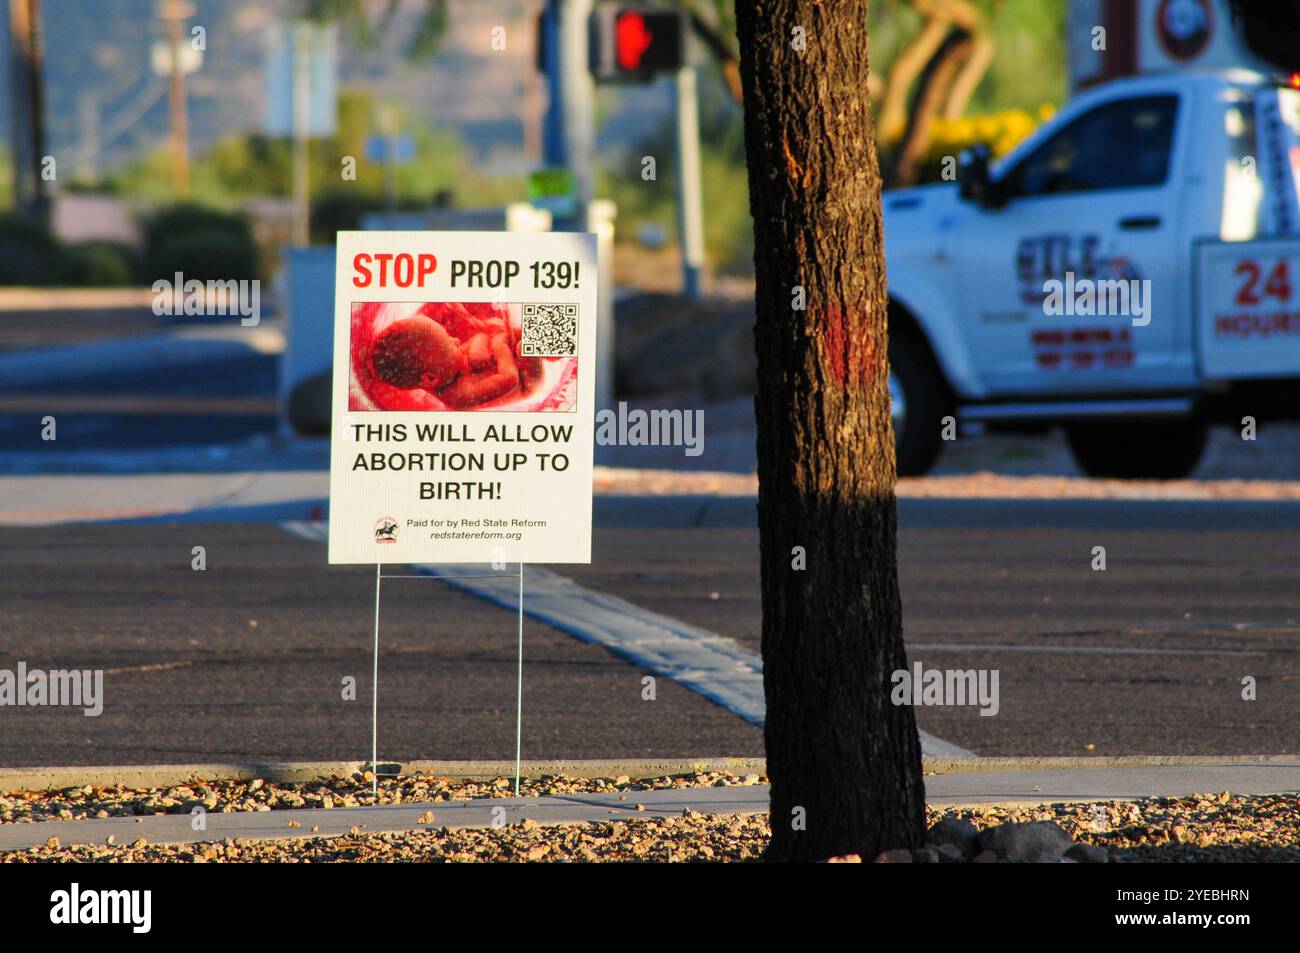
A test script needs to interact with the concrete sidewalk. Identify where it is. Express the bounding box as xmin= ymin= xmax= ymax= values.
xmin=4 ymin=760 xmax=1298 ymax=852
